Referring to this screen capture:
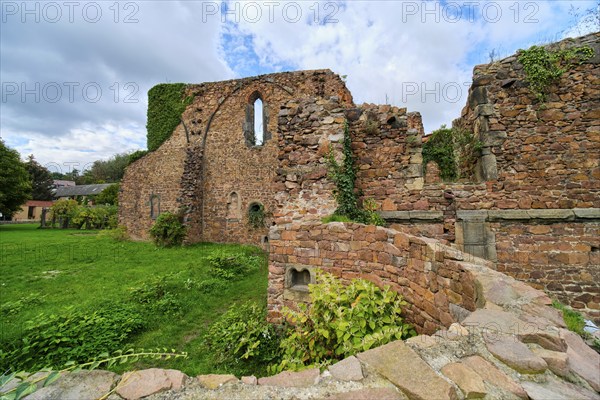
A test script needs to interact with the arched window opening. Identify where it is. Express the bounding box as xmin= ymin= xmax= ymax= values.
xmin=244 ymin=91 xmax=270 ymax=147
xmin=254 ymin=98 xmax=264 ymax=146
